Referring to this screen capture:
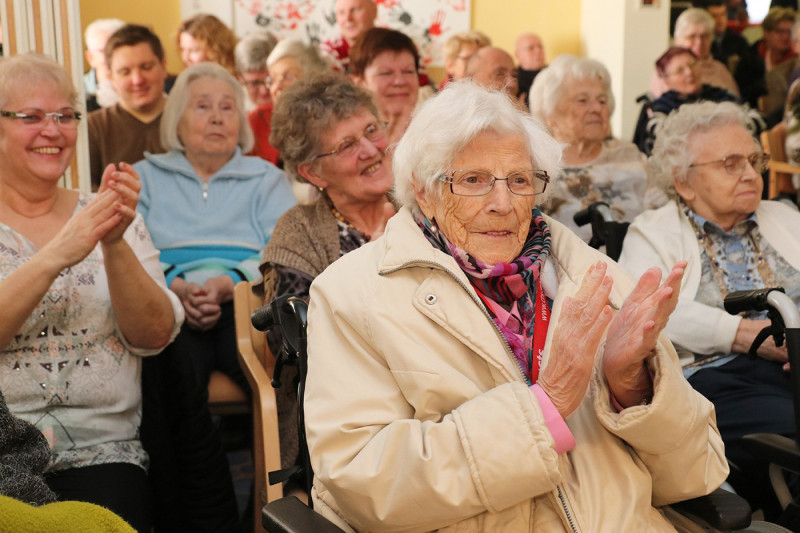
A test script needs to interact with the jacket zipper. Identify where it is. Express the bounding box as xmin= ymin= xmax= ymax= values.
xmin=202 ymin=182 xmax=208 ymax=201
xmin=381 ymin=259 xmax=580 ymax=532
